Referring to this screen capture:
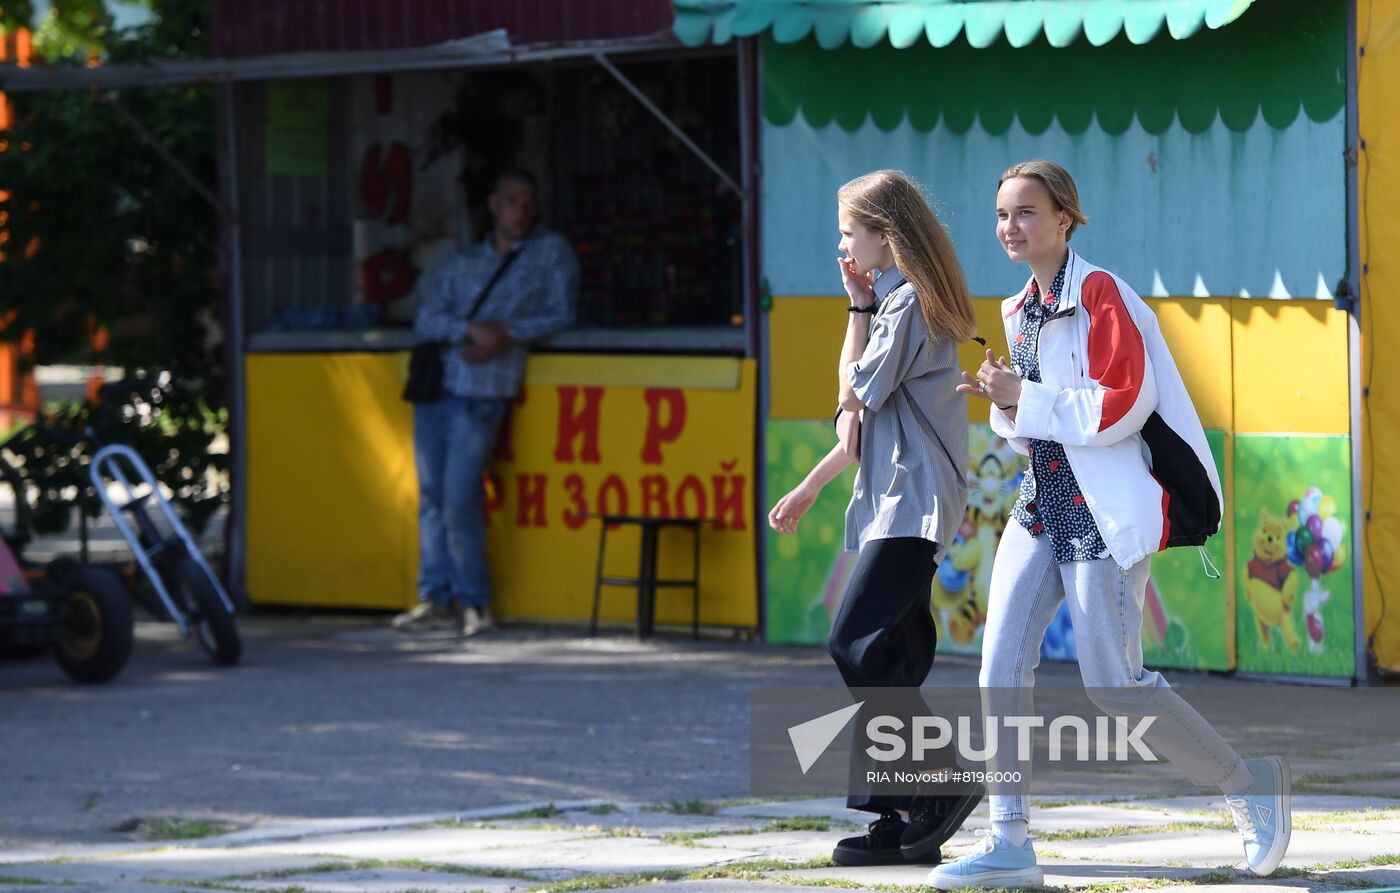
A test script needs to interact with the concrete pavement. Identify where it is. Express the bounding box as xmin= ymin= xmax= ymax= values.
xmin=1 ymin=617 xmax=1398 ymax=893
